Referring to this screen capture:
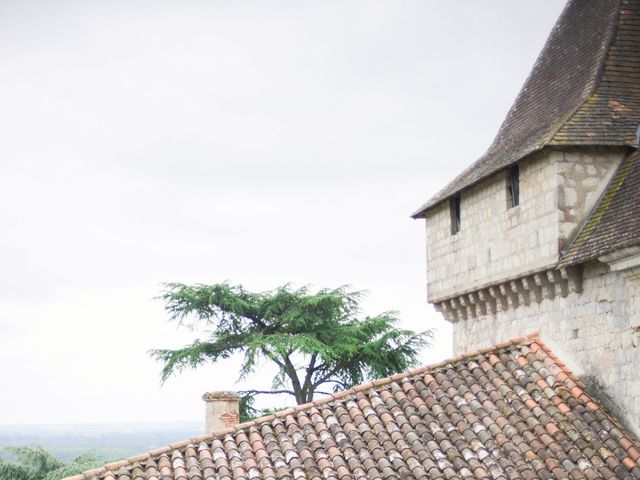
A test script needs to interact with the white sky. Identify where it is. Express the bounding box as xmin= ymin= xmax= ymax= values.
xmin=0 ymin=1 xmax=566 ymax=425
